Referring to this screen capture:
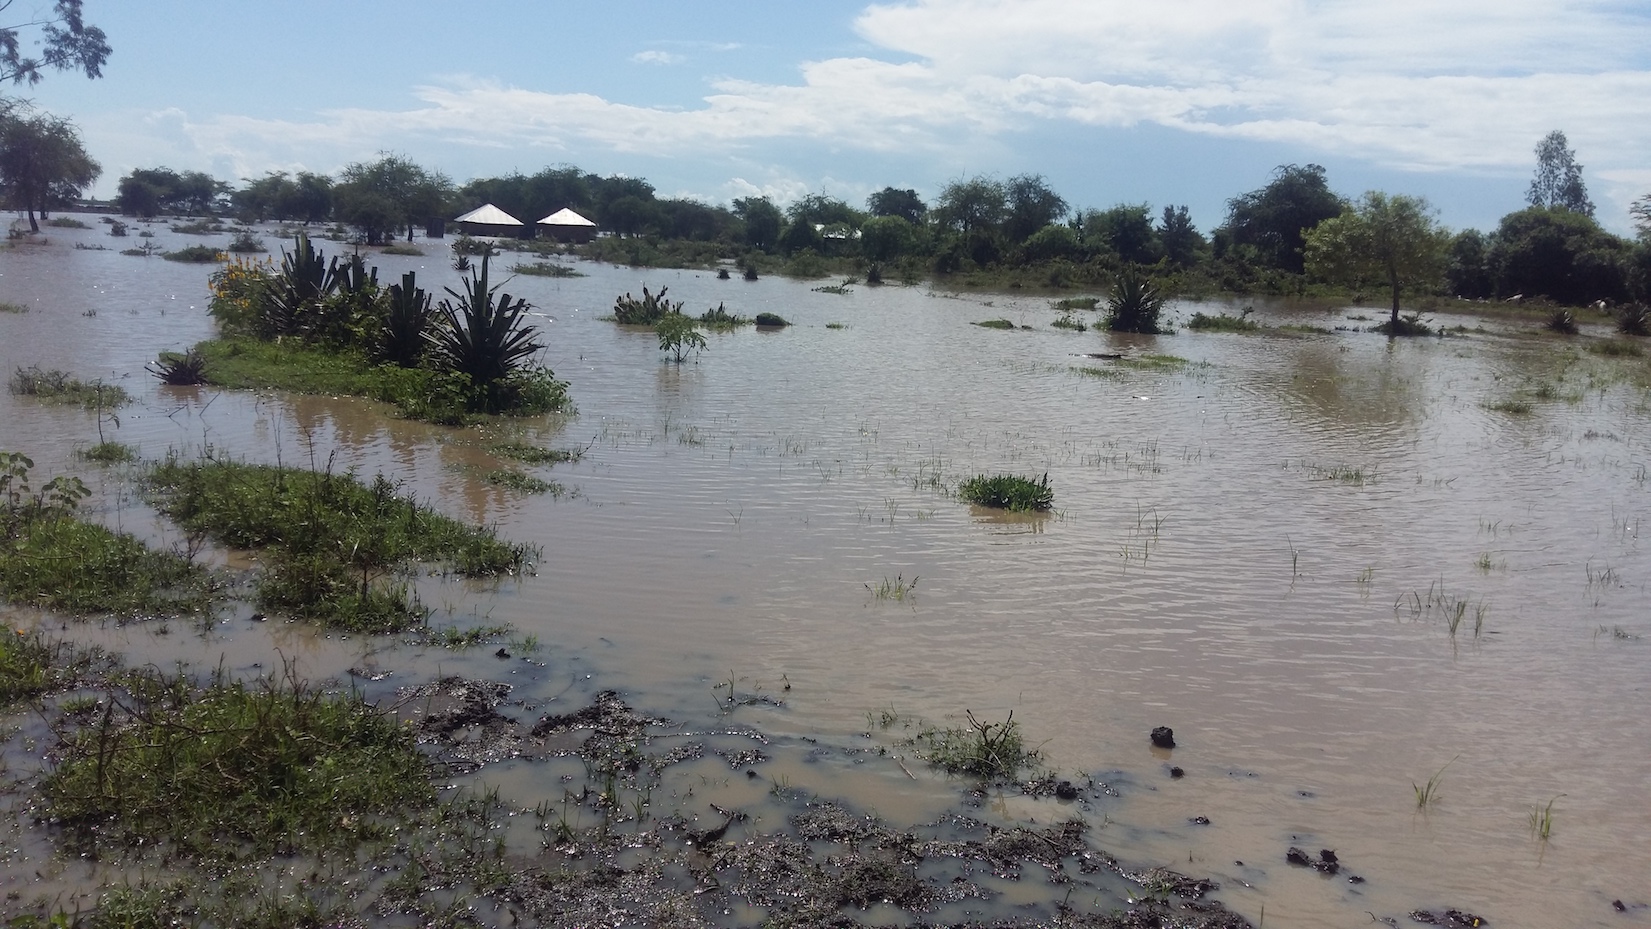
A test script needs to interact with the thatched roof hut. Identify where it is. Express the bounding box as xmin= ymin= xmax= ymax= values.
xmin=537 ymin=207 xmax=597 ymax=243
xmin=453 ymin=203 xmax=525 ymax=237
